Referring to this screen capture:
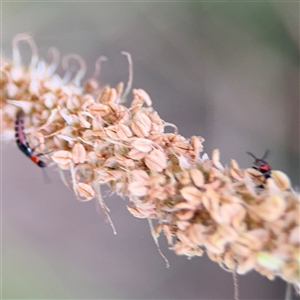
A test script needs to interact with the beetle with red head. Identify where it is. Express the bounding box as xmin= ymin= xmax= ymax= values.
xmin=15 ymin=110 xmax=47 ymax=168
xmin=247 ymin=150 xmax=271 ymax=180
